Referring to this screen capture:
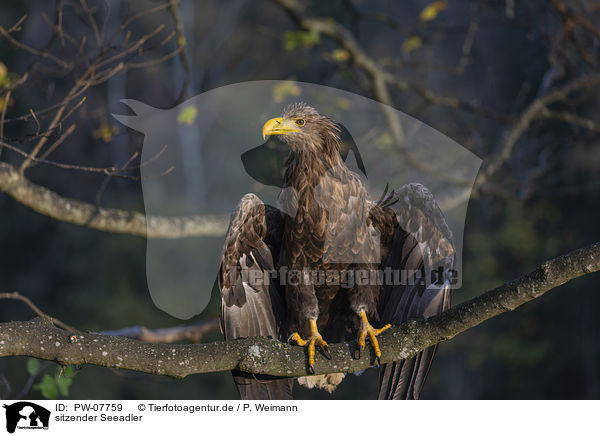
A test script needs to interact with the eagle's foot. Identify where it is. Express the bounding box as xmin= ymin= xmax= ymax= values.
xmin=357 ymin=310 xmax=391 ymax=365
xmin=289 ymin=319 xmax=331 ymax=374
